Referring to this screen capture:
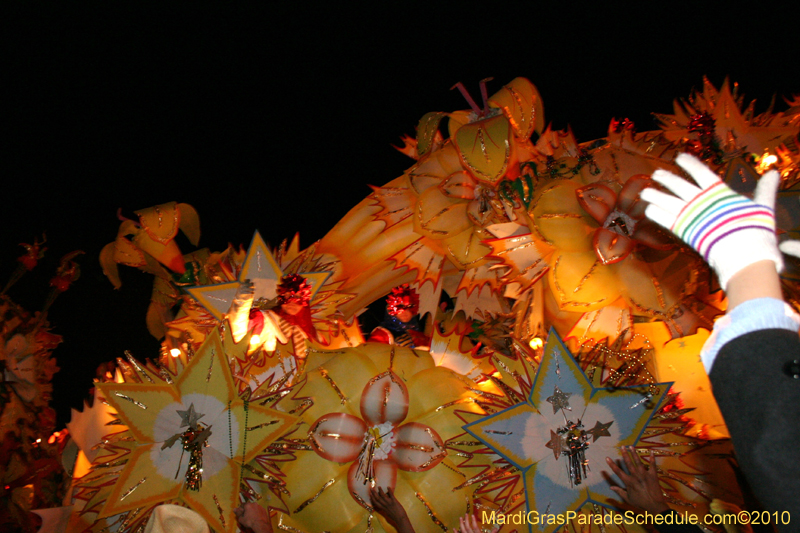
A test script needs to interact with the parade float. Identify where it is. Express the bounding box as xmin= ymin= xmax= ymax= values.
xmin=29 ymin=77 xmax=800 ymax=532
